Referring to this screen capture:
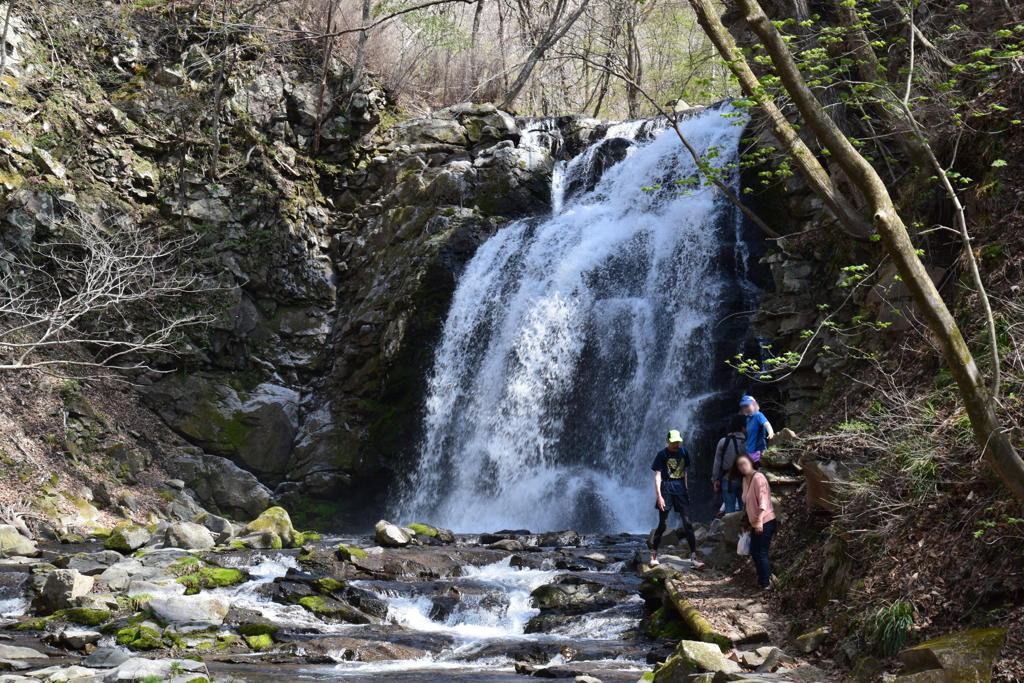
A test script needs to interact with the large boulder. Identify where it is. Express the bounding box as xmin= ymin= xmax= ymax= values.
xmin=164 ymin=521 xmax=216 ymax=549
xmin=171 ymin=451 xmax=273 ymax=519
xmin=194 ymin=512 xmax=235 ymax=543
xmin=83 ymin=646 xmax=132 ymax=668
xmin=653 ymin=640 xmax=741 ymax=681
xmin=35 ymin=569 xmax=95 ymax=614
xmin=147 ymin=594 xmax=230 ymax=625
xmin=0 ymin=525 xmax=37 ymax=557
xmin=106 ymin=657 xmax=209 ymax=681
xmin=104 ymin=525 xmax=151 ymax=553
xmin=374 ymin=520 xmax=413 ymax=548
xmin=392 ymin=118 xmax=469 ymax=146
xmin=142 ymin=376 xmax=300 ymax=483
xmin=0 ymin=643 xmax=47 ymax=659
xmin=530 ymin=576 xmax=631 ymax=613
xmin=897 ymin=628 xmax=1006 ymax=682
xmin=61 ymin=550 xmax=124 ymax=576
xmin=243 ymin=506 xmax=295 ymax=547
xmin=719 ymin=511 xmax=746 ymax=547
